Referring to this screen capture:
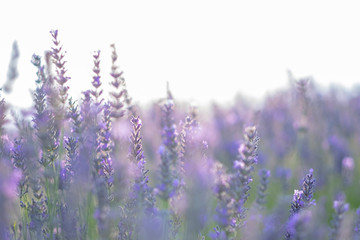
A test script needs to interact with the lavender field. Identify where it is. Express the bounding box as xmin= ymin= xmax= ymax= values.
xmin=1 ymin=30 xmax=360 ymax=240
